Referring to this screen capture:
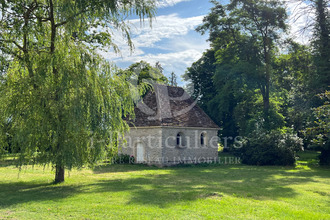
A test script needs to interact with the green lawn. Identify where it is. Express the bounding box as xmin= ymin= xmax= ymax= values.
xmin=0 ymin=152 xmax=329 ymax=219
